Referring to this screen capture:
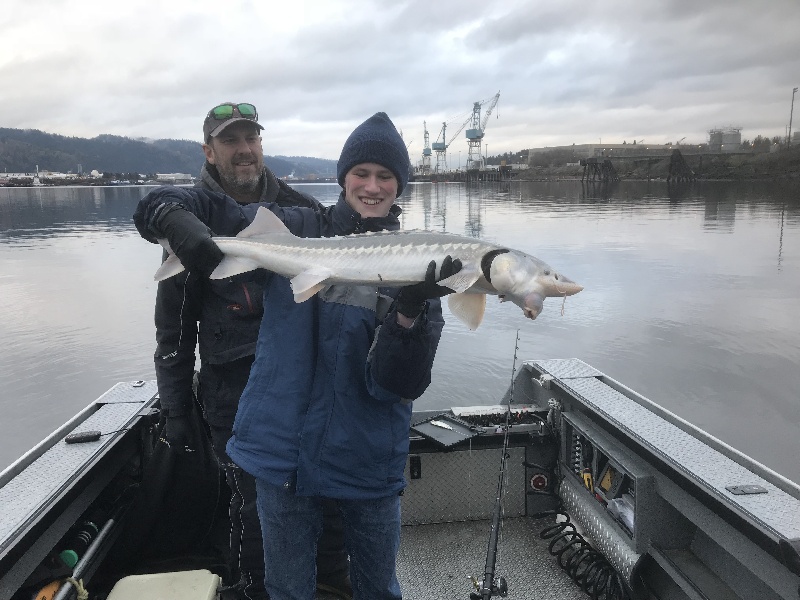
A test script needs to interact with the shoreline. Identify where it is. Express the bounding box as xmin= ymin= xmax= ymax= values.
xmin=4 ymin=149 xmax=800 ymax=187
